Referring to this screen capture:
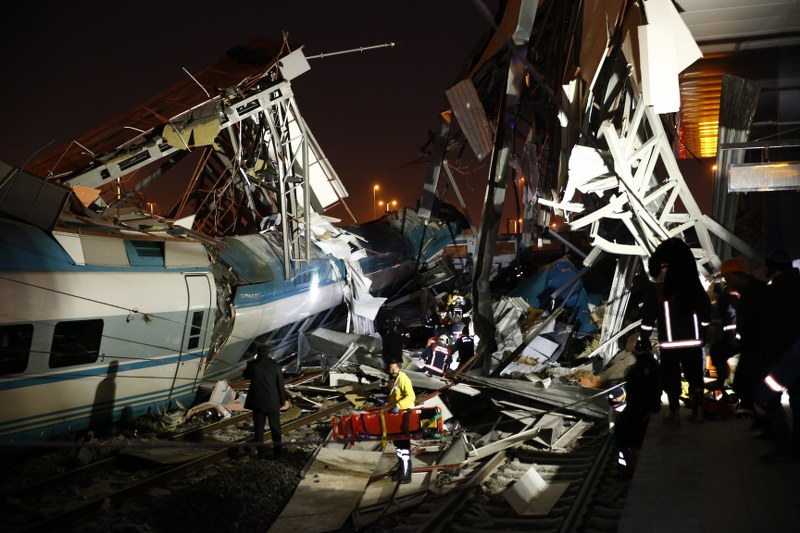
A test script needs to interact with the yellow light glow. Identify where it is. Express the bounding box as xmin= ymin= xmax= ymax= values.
xmin=698 ymin=120 xmax=719 ymax=158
